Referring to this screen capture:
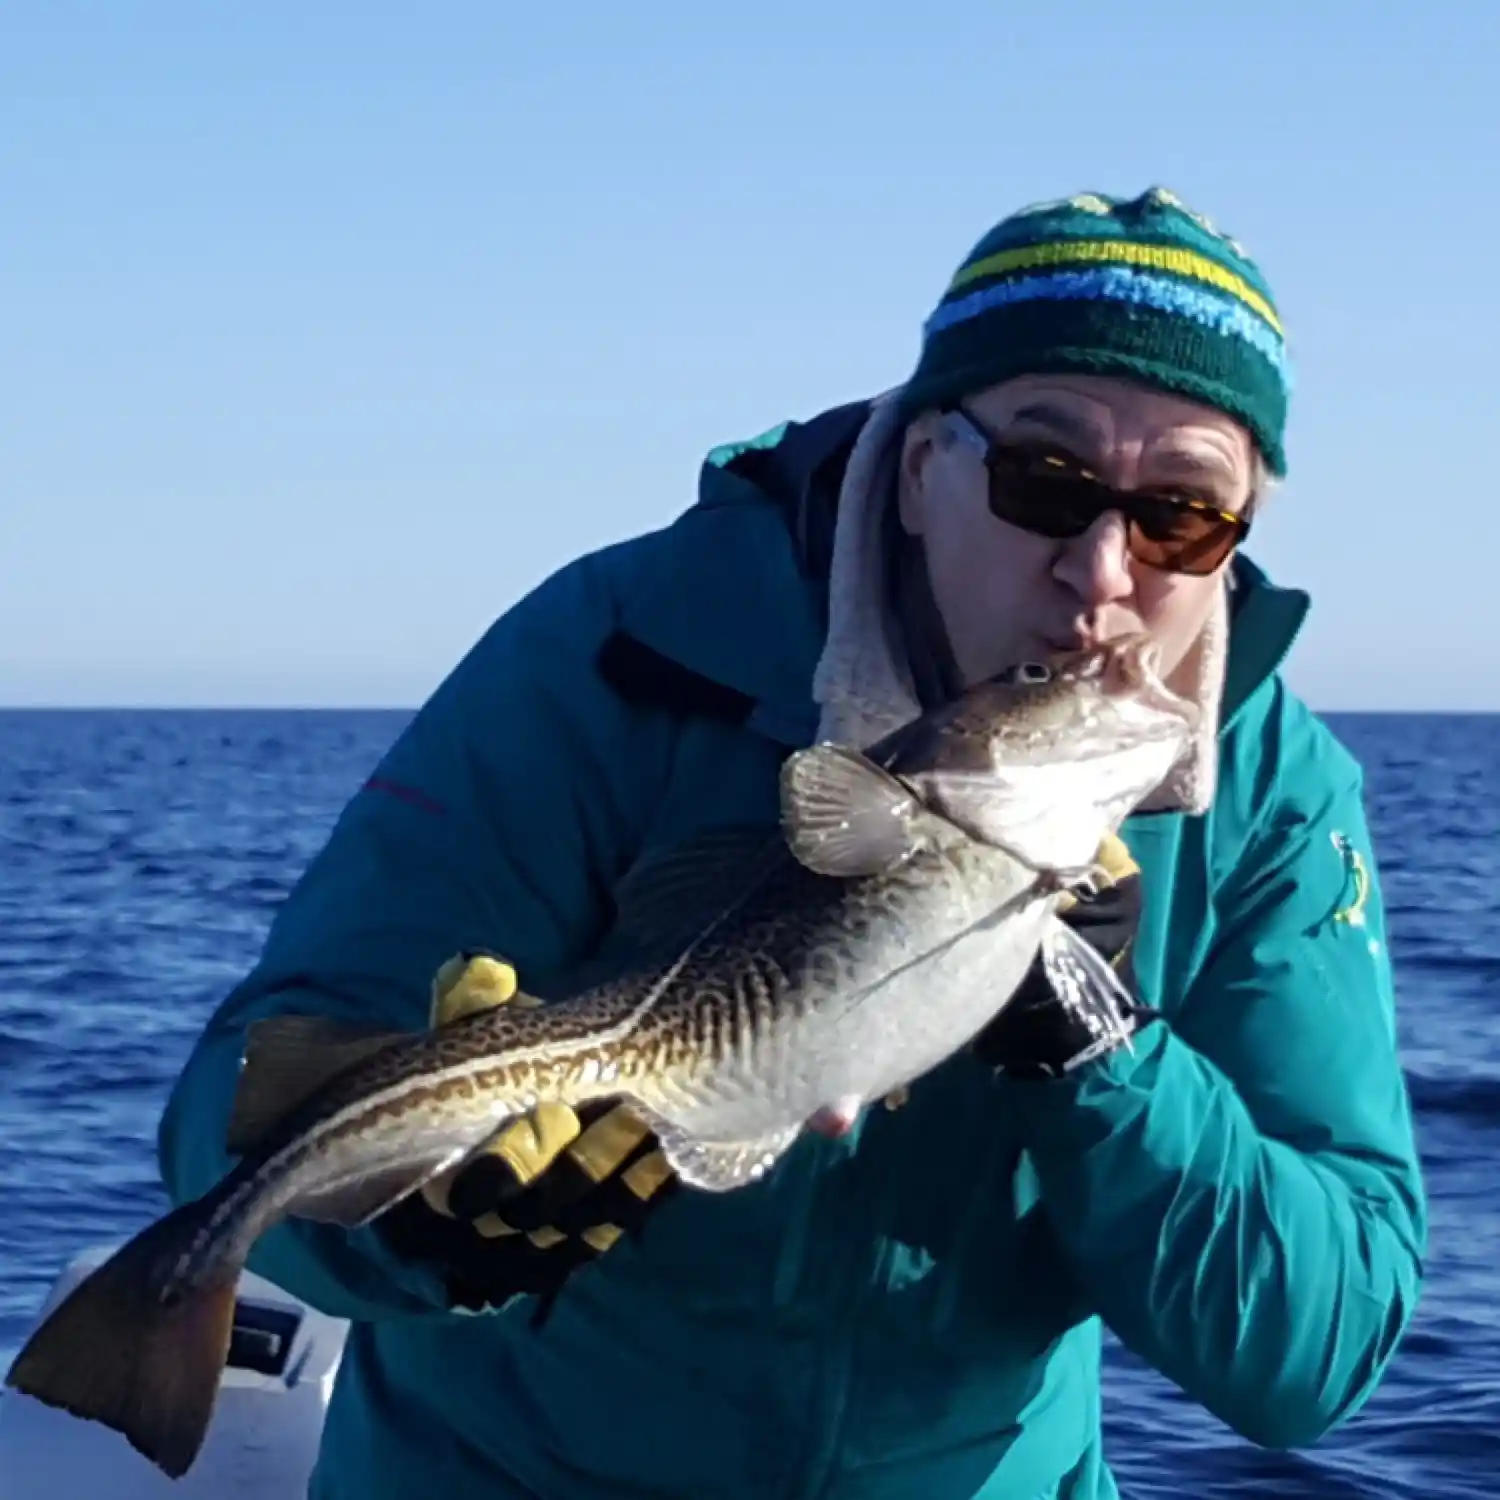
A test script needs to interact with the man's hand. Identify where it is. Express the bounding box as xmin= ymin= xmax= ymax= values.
xmin=377 ymin=954 xmax=678 ymax=1320
xmin=972 ymin=834 xmax=1160 ymax=1080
